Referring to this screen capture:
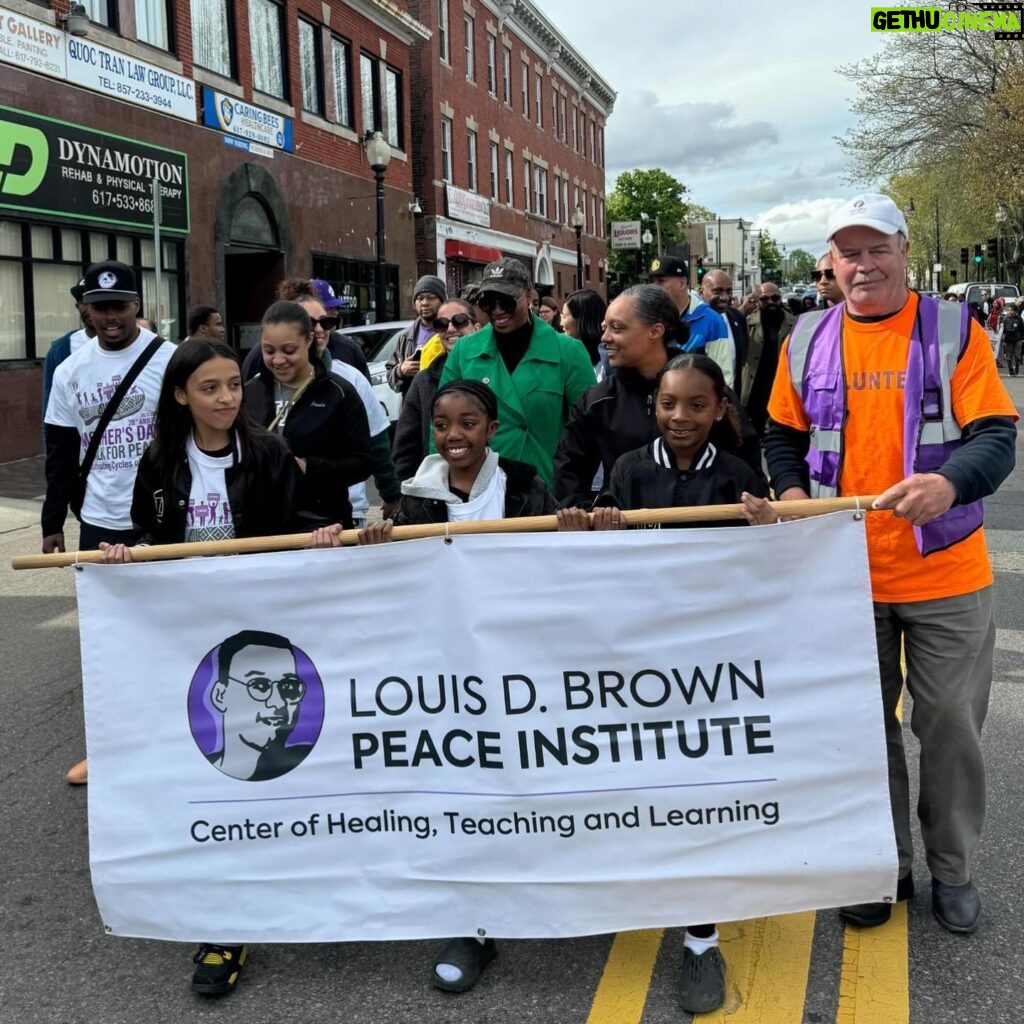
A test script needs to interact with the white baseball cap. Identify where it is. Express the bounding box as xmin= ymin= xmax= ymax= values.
xmin=826 ymin=193 xmax=909 ymax=242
